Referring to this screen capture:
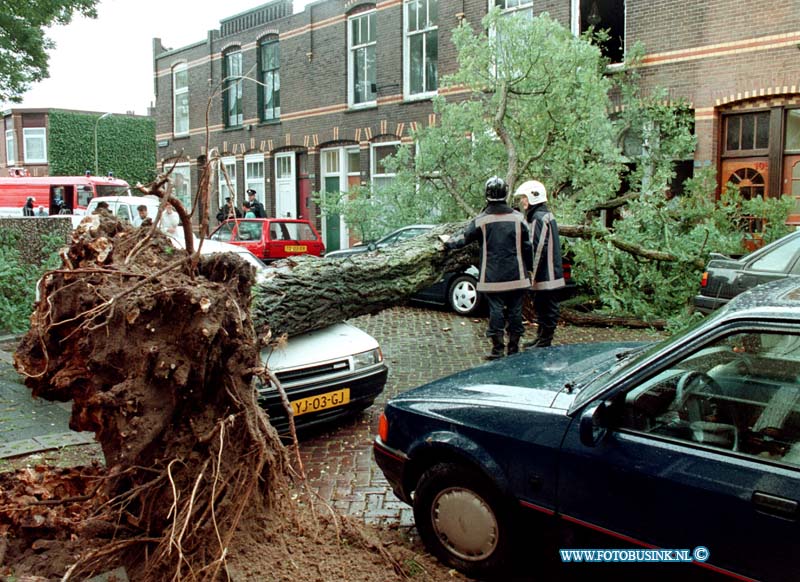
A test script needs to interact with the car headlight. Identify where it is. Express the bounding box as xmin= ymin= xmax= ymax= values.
xmin=352 ymin=348 xmax=383 ymax=371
